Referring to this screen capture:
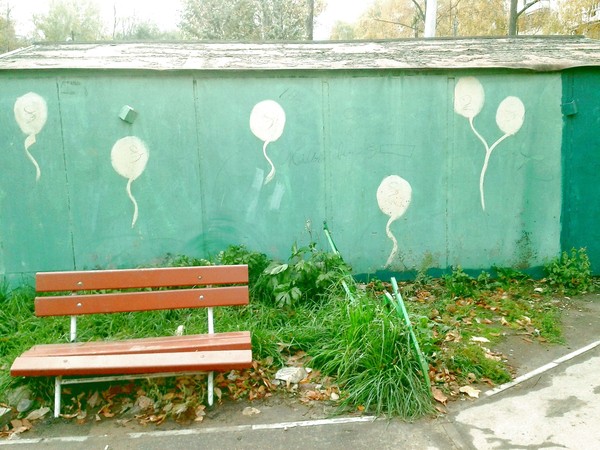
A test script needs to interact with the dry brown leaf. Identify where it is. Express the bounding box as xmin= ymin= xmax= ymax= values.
xmin=86 ymin=391 xmax=100 ymax=408
xmin=242 ymin=407 xmax=261 ymax=416
xmin=432 ymin=387 xmax=448 ymax=405
xmin=136 ymin=396 xmax=154 ymax=410
xmin=99 ymin=405 xmax=115 ymax=418
xmin=459 ymin=386 xmax=480 ymax=398
xmin=214 ymin=387 xmax=222 ymax=401
xmin=26 ymin=407 xmax=50 ymax=422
